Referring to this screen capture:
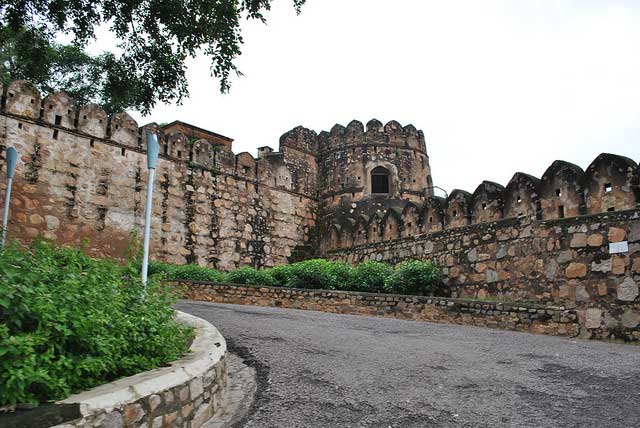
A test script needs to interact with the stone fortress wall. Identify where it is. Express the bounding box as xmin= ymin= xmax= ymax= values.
xmin=0 ymin=80 xmax=318 ymax=270
xmin=0 ymin=79 xmax=639 ymax=339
